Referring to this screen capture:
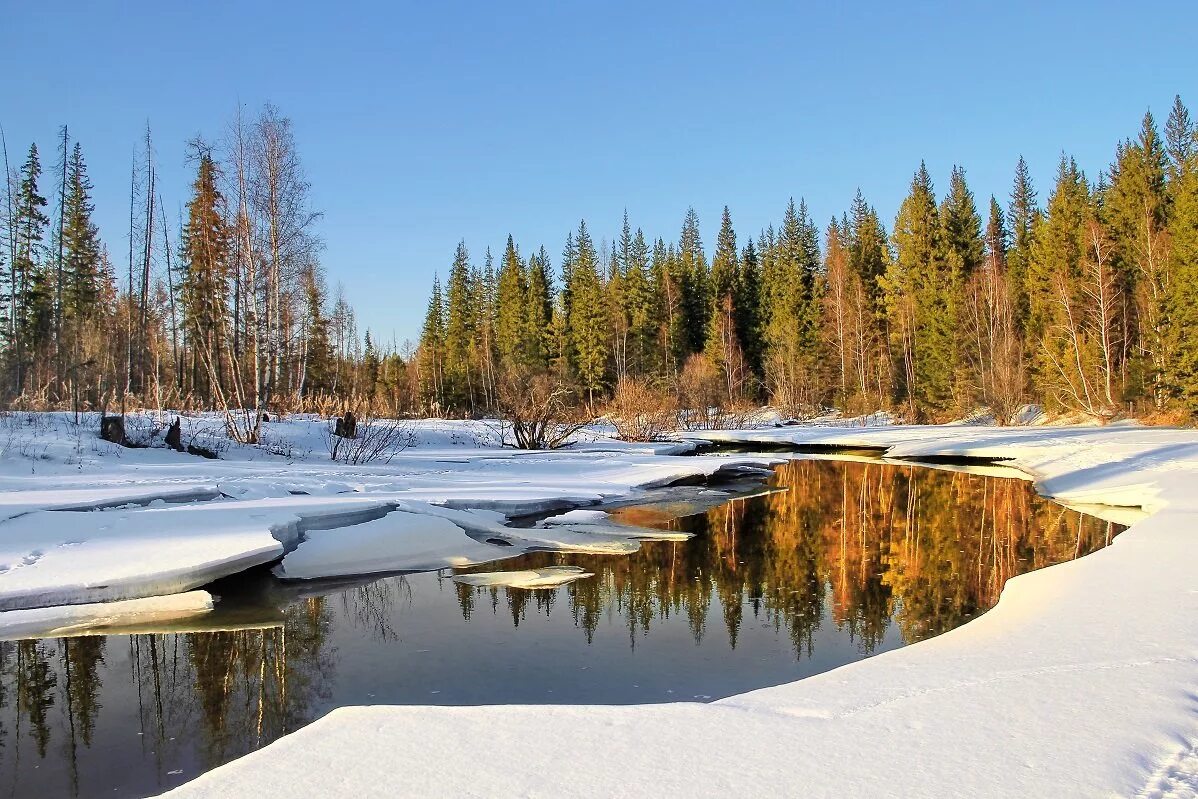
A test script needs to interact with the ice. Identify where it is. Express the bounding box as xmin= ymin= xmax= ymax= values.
xmin=274 ymin=510 xmax=517 ymax=580
xmin=0 ymin=590 xmax=214 ymax=640
xmin=541 ymin=509 xmax=609 ymax=525
xmin=0 ymin=506 xmax=286 ymax=610
xmin=163 ymin=422 xmax=1198 ymax=799
xmin=451 ymin=566 xmax=594 ymax=589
